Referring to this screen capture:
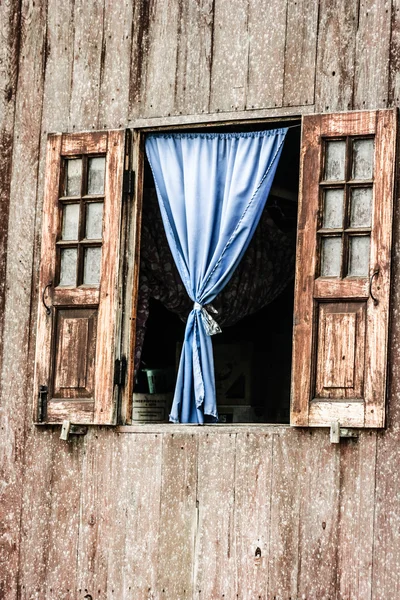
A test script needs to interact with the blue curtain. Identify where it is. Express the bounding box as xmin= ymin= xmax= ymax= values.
xmin=145 ymin=129 xmax=287 ymax=423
